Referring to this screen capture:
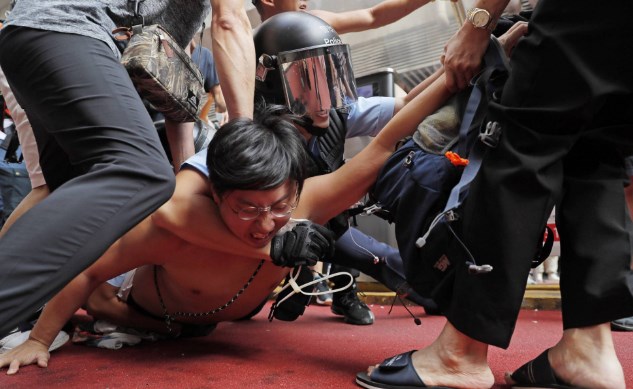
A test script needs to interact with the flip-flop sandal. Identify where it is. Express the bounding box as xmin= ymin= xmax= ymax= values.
xmin=355 ymin=350 xmax=454 ymax=389
xmin=510 ymin=349 xmax=574 ymax=389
